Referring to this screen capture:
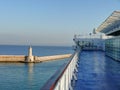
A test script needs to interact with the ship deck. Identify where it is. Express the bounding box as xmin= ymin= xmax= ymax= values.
xmin=74 ymin=51 xmax=120 ymax=90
